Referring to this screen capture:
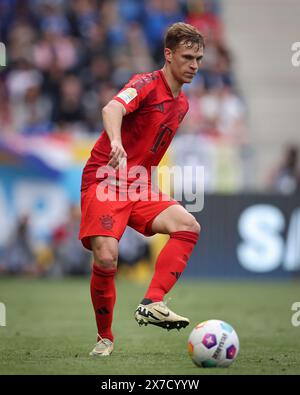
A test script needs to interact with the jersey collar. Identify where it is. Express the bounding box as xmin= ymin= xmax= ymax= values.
xmin=159 ymin=69 xmax=181 ymax=100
